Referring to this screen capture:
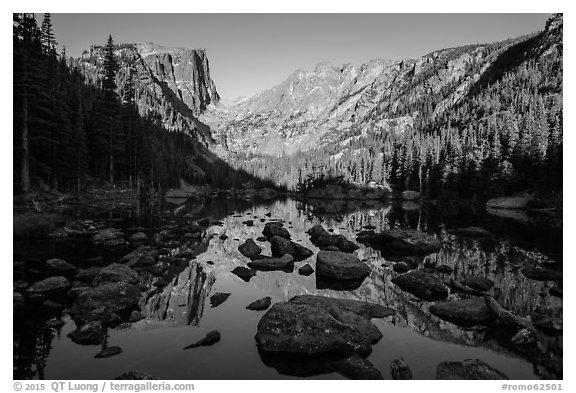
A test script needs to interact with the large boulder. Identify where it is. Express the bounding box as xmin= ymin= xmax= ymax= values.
xmin=391 ymin=271 xmax=448 ymax=301
xmin=238 ymin=238 xmax=262 ymax=259
xmin=429 ymin=298 xmax=496 ymax=326
xmin=461 ymin=276 xmax=494 ymax=292
xmin=247 ymin=255 xmax=294 ymax=271
xmin=92 ymin=263 xmax=140 ymax=286
xmin=231 ymin=266 xmax=257 ymax=282
xmin=316 ymin=251 xmax=370 ymax=280
xmin=25 ymin=276 xmax=71 ymax=296
xmin=256 ymin=295 xmax=394 ymax=357
xmin=67 ymin=321 xmax=105 ymax=345
xmin=263 ymin=222 xmax=291 ymax=239
xmin=436 ymin=359 xmax=509 ymax=379
xmin=357 ymin=228 xmax=441 ymax=255
xmin=71 ymin=282 xmax=141 ymax=324
xmin=307 ymin=225 xmax=358 ymax=253
xmin=270 ymin=236 xmax=313 ymax=260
